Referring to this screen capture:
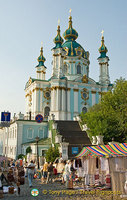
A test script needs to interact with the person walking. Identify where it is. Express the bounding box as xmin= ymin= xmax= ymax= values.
xmin=46 ymin=162 xmax=54 ymax=184
xmin=27 ymin=160 xmax=35 ymax=188
xmin=42 ymin=162 xmax=48 ymax=183
xmin=69 ymin=160 xmax=75 ymax=189
xmin=64 ymin=160 xmax=71 ymax=189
